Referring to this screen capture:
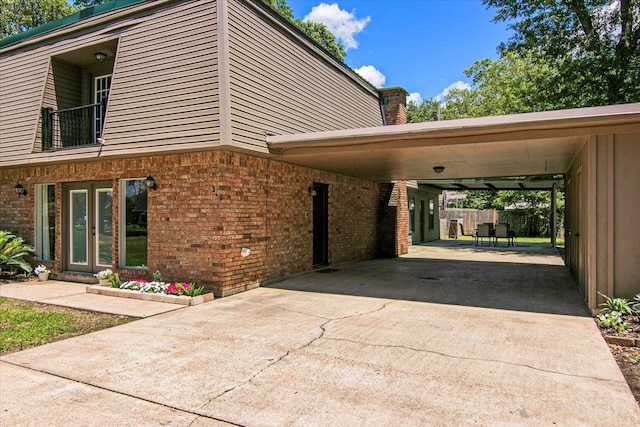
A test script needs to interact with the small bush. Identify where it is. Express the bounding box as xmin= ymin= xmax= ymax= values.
xmin=0 ymin=231 xmax=34 ymax=275
xmin=596 ymin=311 xmax=626 ymax=333
xmin=598 ymin=292 xmax=633 ymax=316
xmin=631 ymin=294 xmax=640 ymax=316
